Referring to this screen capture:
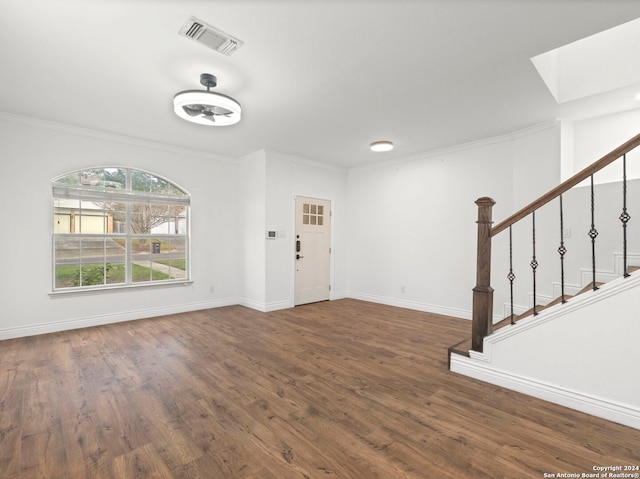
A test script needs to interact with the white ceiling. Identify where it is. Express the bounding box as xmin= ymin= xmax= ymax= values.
xmin=2 ymin=0 xmax=640 ymax=169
